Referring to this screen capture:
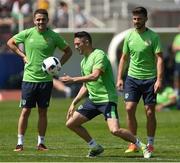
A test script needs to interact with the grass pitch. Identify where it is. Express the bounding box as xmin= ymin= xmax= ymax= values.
xmin=0 ymin=98 xmax=180 ymax=162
